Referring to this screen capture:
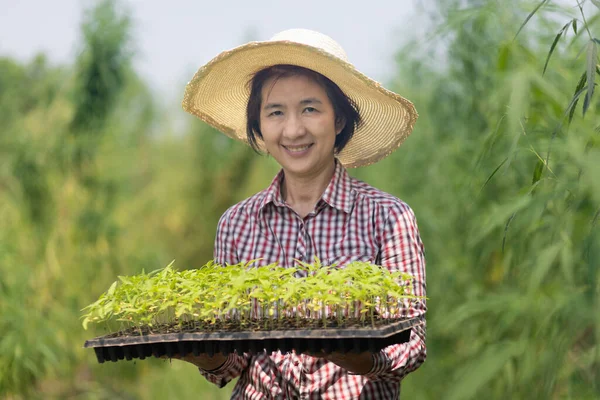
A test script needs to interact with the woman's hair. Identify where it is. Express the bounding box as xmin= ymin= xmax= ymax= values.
xmin=246 ymin=64 xmax=362 ymax=154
